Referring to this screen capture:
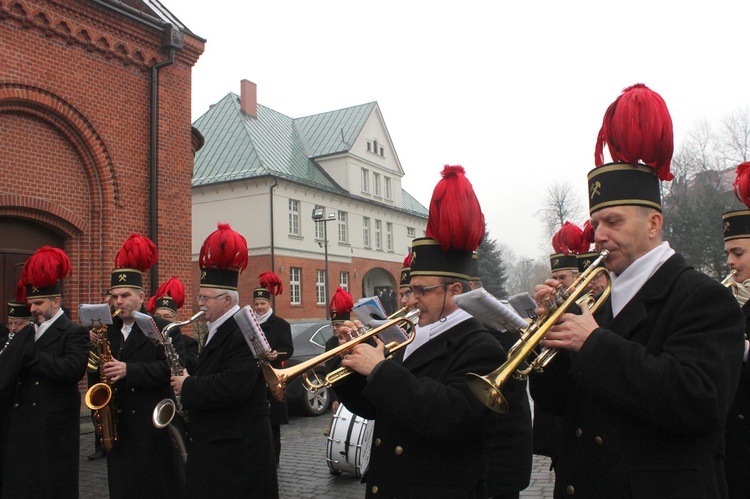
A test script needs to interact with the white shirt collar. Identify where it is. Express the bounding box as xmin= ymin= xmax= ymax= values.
xmin=610 ymin=241 xmax=675 ymax=317
xmin=34 ymin=307 xmax=64 ymax=342
xmin=205 ymin=304 xmax=240 ymax=346
xmin=402 ymin=308 xmax=472 ymax=360
xmin=256 ymin=308 xmax=273 ymax=324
